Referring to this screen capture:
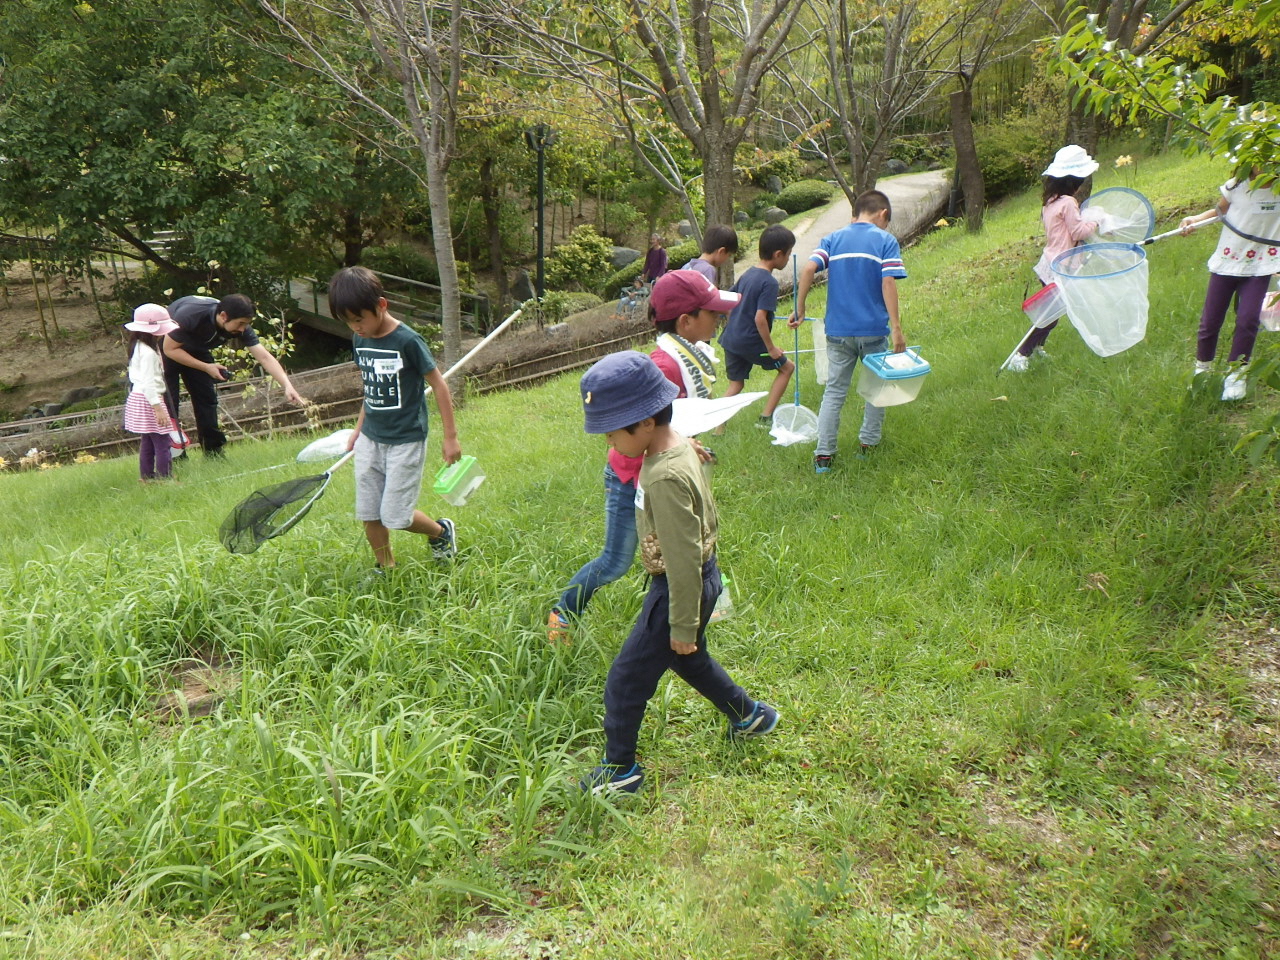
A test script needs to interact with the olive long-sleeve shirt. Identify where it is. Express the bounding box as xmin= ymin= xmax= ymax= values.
xmin=636 ymin=441 xmax=718 ymax=646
